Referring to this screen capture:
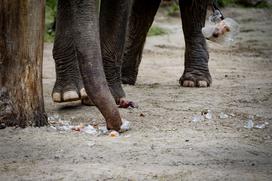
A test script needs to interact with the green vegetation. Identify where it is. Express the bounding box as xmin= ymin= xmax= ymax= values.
xmin=45 ymin=0 xmax=57 ymax=42
xmin=255 ymin=1 xmax=272 ymax=8
xmin=217 ymin=0 xmax=272 ymax=8
xmin=147 ymin=26 xmax=167 ymax=36
xmin=166 ymin=2 xmax=180 ymax=17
